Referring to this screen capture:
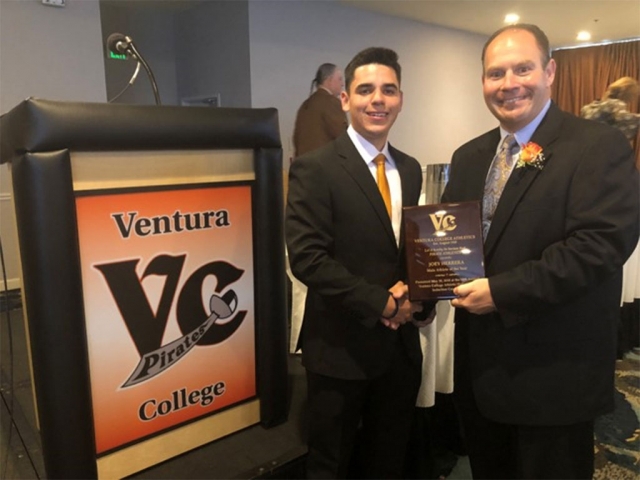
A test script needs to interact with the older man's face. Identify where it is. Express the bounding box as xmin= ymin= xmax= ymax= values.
xmin=482 ymin=29 xmax=556 ymax=132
